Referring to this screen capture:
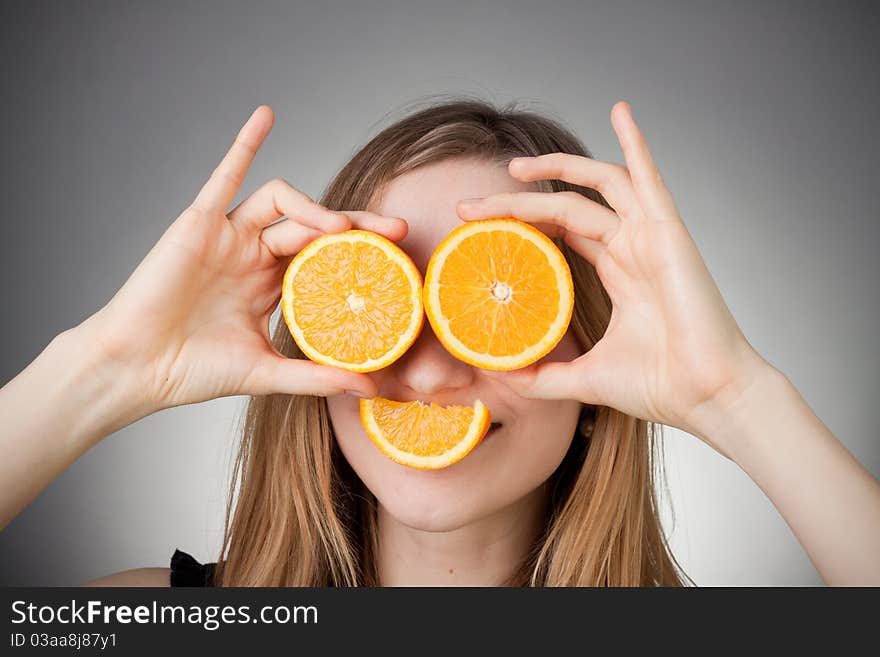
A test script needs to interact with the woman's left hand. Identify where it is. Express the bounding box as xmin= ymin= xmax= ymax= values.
xmin=457 ymin=100 xmax=771 ymax=454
